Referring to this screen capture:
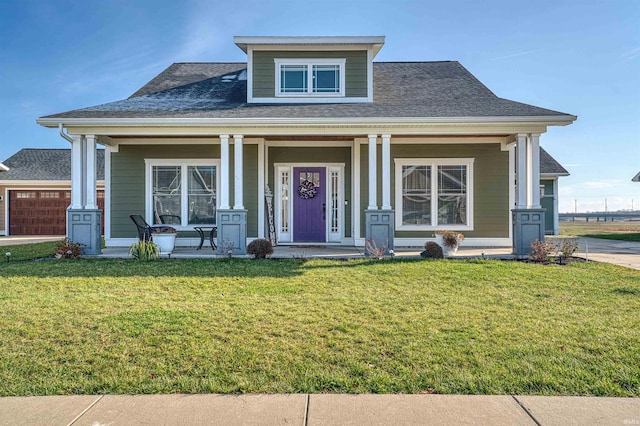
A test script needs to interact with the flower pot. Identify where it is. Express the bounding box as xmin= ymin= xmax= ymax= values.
xmin=443 ymin=244 xmax=458 ymax=257
xmin=152 ymin=233 xmax=176 ymax=255
xmin=435 ymin=234 xmax=458 ymax=257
